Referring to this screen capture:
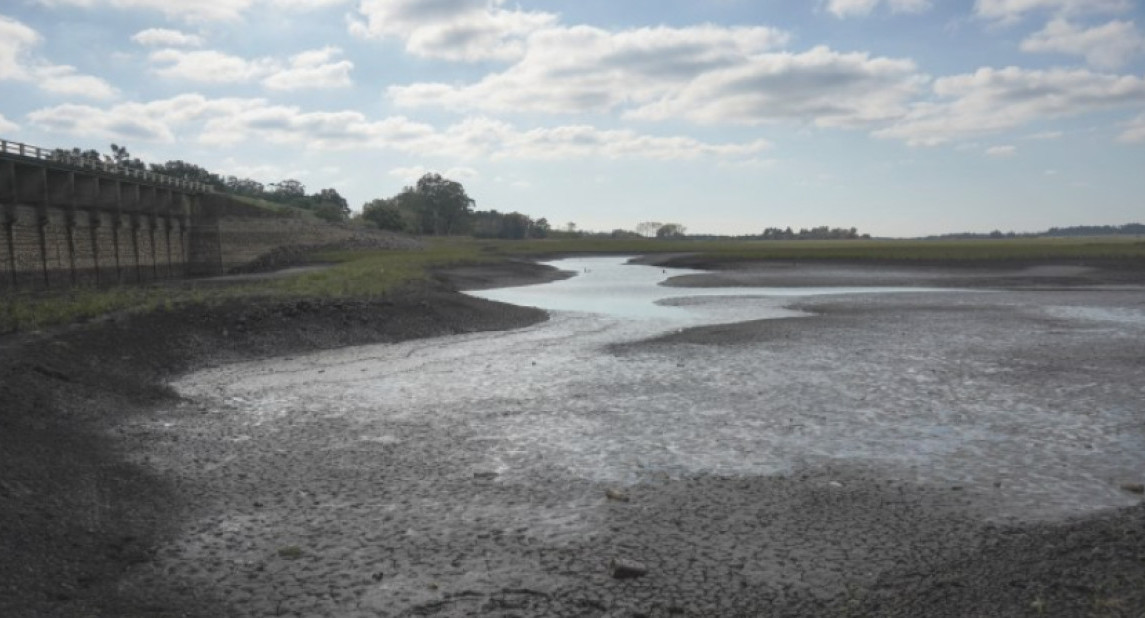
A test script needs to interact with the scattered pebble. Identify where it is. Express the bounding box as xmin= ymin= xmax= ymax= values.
xmin=1120 ymin=483 xmax=1144 ymax=495
xmin=610 ymin=558 xmax=648 ymax=579
xmin=605 ymin=488 xmax=630 ymax=502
